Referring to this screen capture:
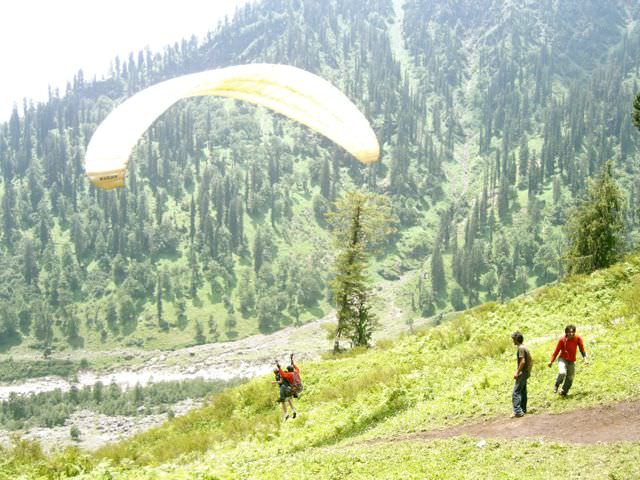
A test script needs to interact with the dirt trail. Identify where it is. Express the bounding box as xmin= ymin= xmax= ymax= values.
xmin=365 ymin=400 xmax=640 ymax=445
